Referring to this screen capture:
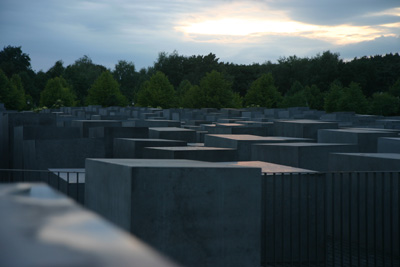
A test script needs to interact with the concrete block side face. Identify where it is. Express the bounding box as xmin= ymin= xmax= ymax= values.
xmin=32 ymin=139 xmax=106 ymax=169
xmin=204 ymin=135 xmax=237 ymax=148
xmin=130 ymin=167 xmax=261 ymax=267
xmin=85 ymin=160 xmax=133 ymax=231
xmin=251 ymin=145 xmax=299 ymax=167
xmin=378 ymin=137 xmax=400 ymax=153
xmin=318 ymin=130 xmax=358 ymax=144
xmin=298 ymin=144 xmax=359 ymax=172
